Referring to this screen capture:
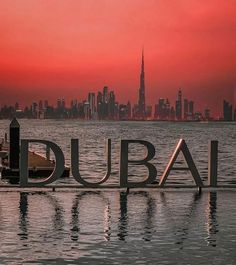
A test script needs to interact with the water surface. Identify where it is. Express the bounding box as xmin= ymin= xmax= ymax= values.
xmin=0 ymin=190 xmax=235 ymax=264
xmin=0 ymin=120 xmax=235 ymax=264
